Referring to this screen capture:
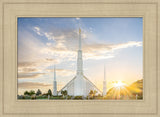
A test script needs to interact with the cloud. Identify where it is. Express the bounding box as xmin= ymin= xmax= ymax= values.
xmin=46 ymin=68 xmax=75 ymax=77
xmin=32 ymin=28 xmax=88 ymax=62
xmin=44 ymin=32 xmax=53 ymax=40
xmin=76 ymin=17 xmax=80 ymax=20
xmin=33 ymin=27 xmax=55 ymax=40
xmin=45 ymin=58 xmax=57 ymax=62
xmin=18 ymin=31 xmax=46 ymax=62
xmin=111 ymin=41 xmax=142 ymax=50
xmin=18 ymin=59 xmax=58 ymax=71
xmin=18 ymin=31 xmax=61 ymax=79
xmin=33 ymin=27 xmax=67 ymax=41
xmin=43 ymin=41 xmax=142 ymax=61
xmin=83 ymin=53 xmax=114 ymax=60
xmin=46 ymin=43 xmax=52 ymax=46
xmin=82 ymin=41 xmax=142 ymax=60
xmin=18 ymin=62 xmax=37 ymax=68
xmin=18 ymin=73 xmax=46 ymax=79
xmin=54 ymin=35 xmax=65 ymax=40
xmin=34 ymin=27 xmax=40 ymax=31
xmin=83 ymin=41 xmax=142 ymax=53
xmin=33 ymin=25 xmax=142 ymax=61
xmin=33 ymin=27 xmax=43 ymax=36
xmin=18 ymin=82 xmax=52 ymax=88
xmin=19 ymin=26 xmax=142 ymax=81
xmin=19 ymin=68 xmax=37 ymax=73
xmin=18 ymin=61 xmax=40 ymax=75
xmin=18 ymin=58 xmax=60 ymax=79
